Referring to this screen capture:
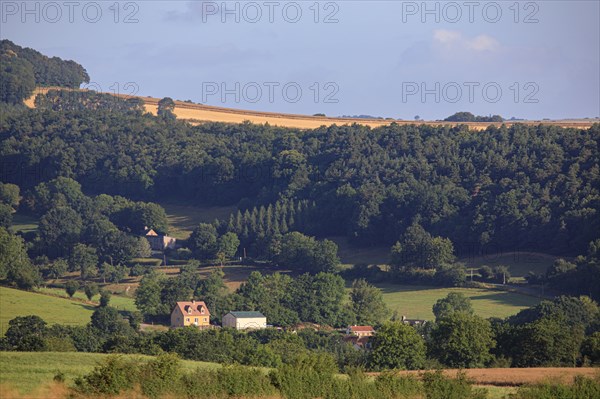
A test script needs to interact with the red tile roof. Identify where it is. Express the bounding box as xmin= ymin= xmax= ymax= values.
xmin=174 ymin=301 xmax=210 ymax=317
xmin=349 ymin=325 xmax=375 ymax=333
